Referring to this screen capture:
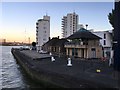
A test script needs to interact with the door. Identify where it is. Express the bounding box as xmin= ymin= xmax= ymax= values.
xmin=81 ymin=49 xmax=84 ymax=58
xmin=72 ymin=48 xmax=74 ymax=56
xmin=75 ymin=48 xmax=78 ymax=57
xmin=91 ymin=48 xmax=96 ymax=58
